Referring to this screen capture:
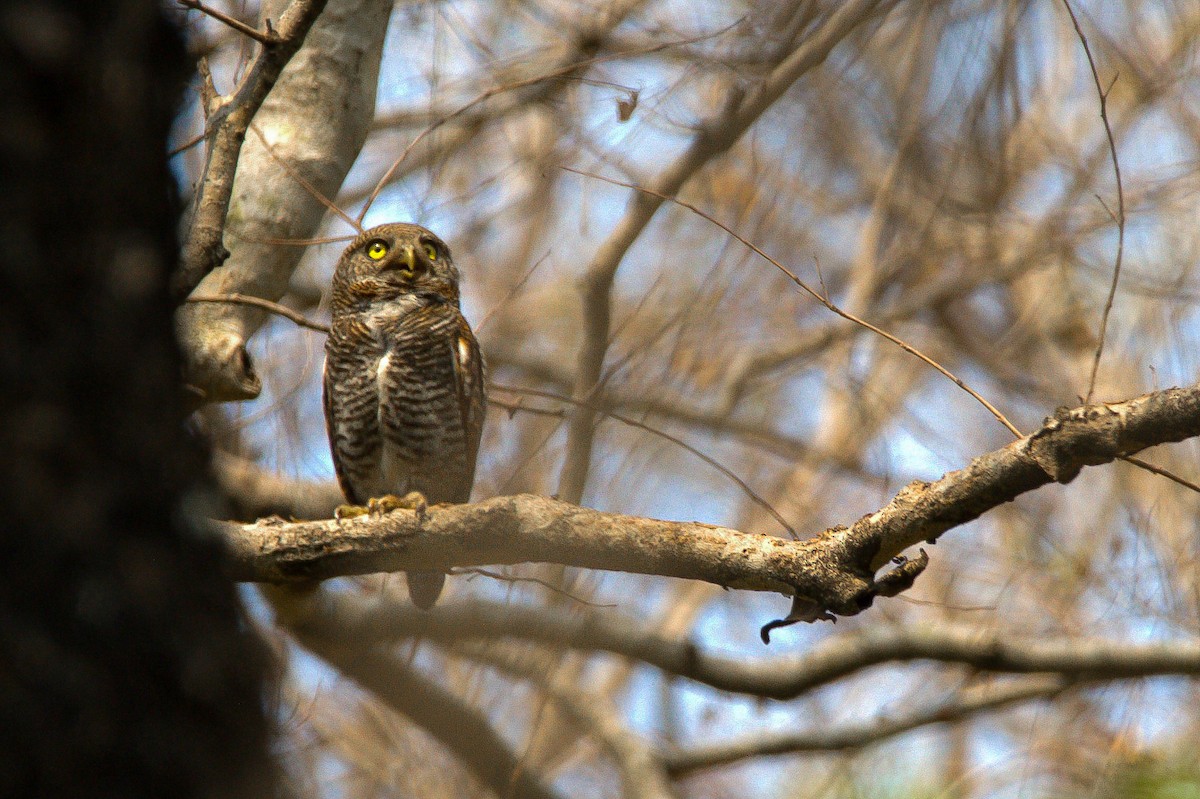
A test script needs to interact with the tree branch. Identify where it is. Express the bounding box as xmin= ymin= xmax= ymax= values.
xmin=173 ymin=0 xmax=329 ymax=299
xmin=662 ymin=677 xmax=1069 ymax=775
xmin=246 ymin=593 xmax=1200 ymax=700
xmin=219 ymin=386 xmax=1200 ymax=624
xmin=175 ymin=0 xmax=391 ymax=402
